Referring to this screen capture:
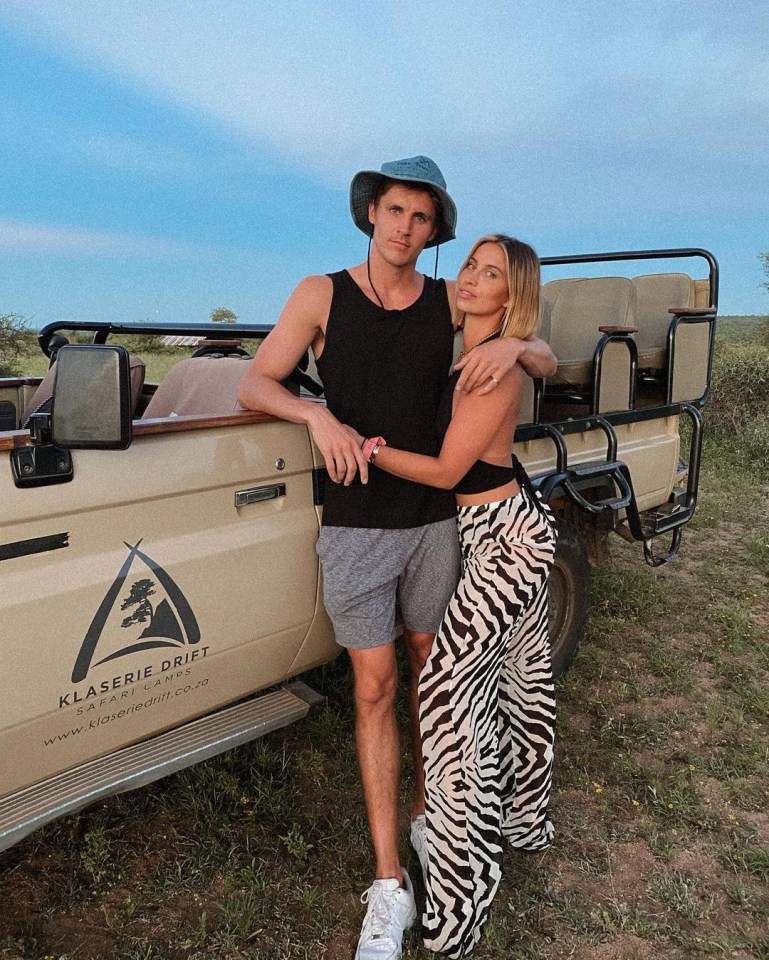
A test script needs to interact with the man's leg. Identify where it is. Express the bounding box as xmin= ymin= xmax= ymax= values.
xmin=317 ymin=526 xmax=420 ymax=958
xmin=398 ymin=517 xmax=461 ymax=884
xmin=347 ymin=642 xmax=404 ymax=881
xmin=402 ymin=629 xmax=435 ymax=819
xmin=399 ymin=518 xmax=462 ymax=820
